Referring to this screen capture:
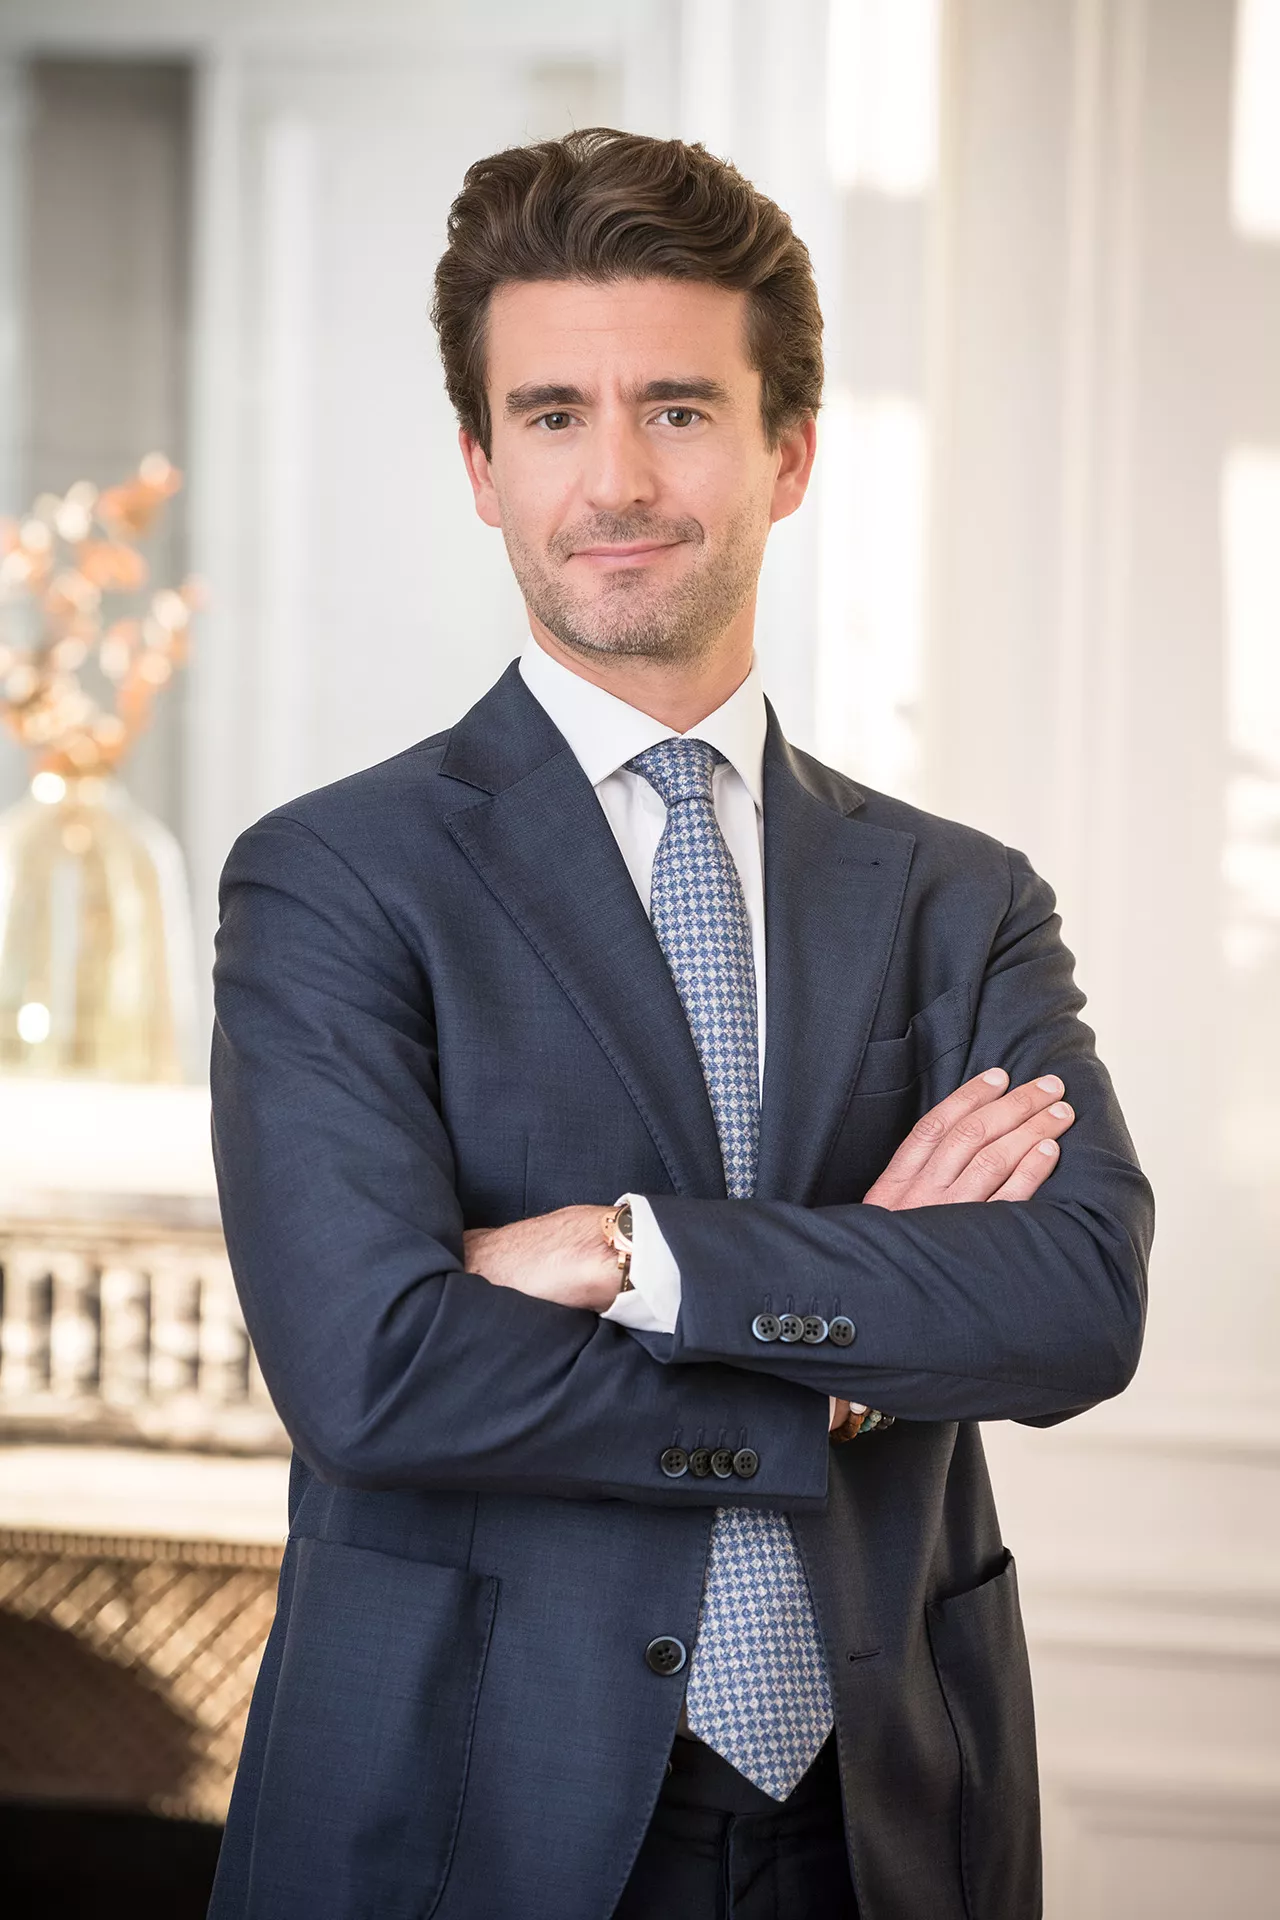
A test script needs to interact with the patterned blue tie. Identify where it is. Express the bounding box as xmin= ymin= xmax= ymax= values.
xmin=628 ymin=737 xmax=834 ymax=1801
